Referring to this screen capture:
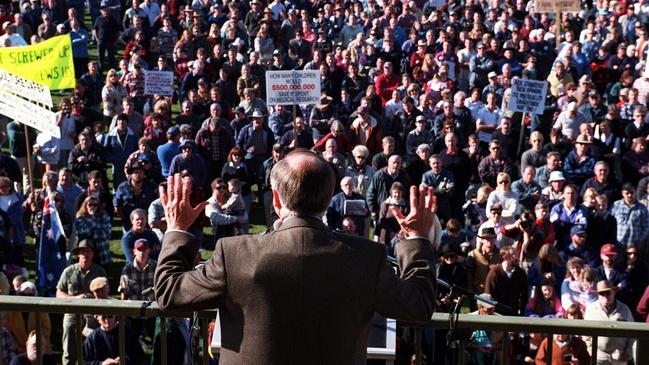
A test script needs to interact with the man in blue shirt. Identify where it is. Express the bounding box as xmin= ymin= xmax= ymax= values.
xmin=169 ymin=140 xmax=207 ymax=189
xmin=611 ymin=184 xmax=649 ymax=249
xmin=57 ymin=167 xmax=83 ymax=218
xmin=156 ymin=125 xmax=181 ymax=178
